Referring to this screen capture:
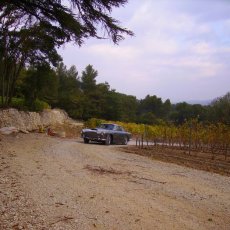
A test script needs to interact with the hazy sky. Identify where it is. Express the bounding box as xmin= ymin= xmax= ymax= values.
xmin=59 ymin=0 xmax=230 ymax=102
